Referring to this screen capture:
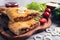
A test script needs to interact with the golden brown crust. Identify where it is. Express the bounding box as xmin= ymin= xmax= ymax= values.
xmin=7 ymin=8 xmax=40 ymax=22
xmin=8 ymin=19 xmax=38 ymax=35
